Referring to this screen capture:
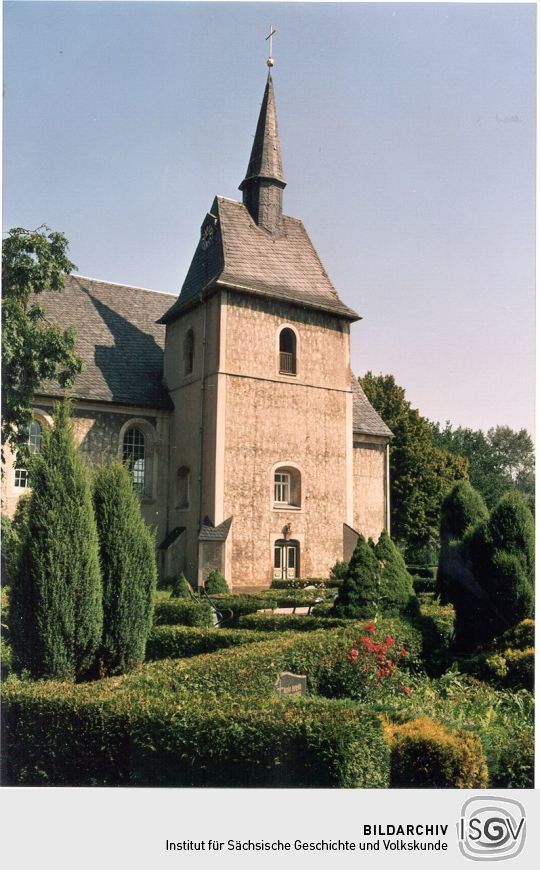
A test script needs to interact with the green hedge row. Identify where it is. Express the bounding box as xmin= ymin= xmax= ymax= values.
xmin=1 ymin=685 xmax=389 ymax=787
xmin=206 ymin=595 xmax=277 ymax=625
xmin=270 ymin=578 xmax=342 ymax=589
xmin=407 ymin=566 xmax=437 ymax=580
xmin=412 ymin=575 xmax=437 ymax=594
xmin=145 ymin=626 xmax=277 ymax=660
xmin=124 ymin=620 xmax=425 ymax=704
xmin=253 ymin=588 xmax=336 ymax=606
xmin=153 ymin=599 xmax=214 ymax=628
xmin=238 ymin=613 xmax=353 ymax=632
